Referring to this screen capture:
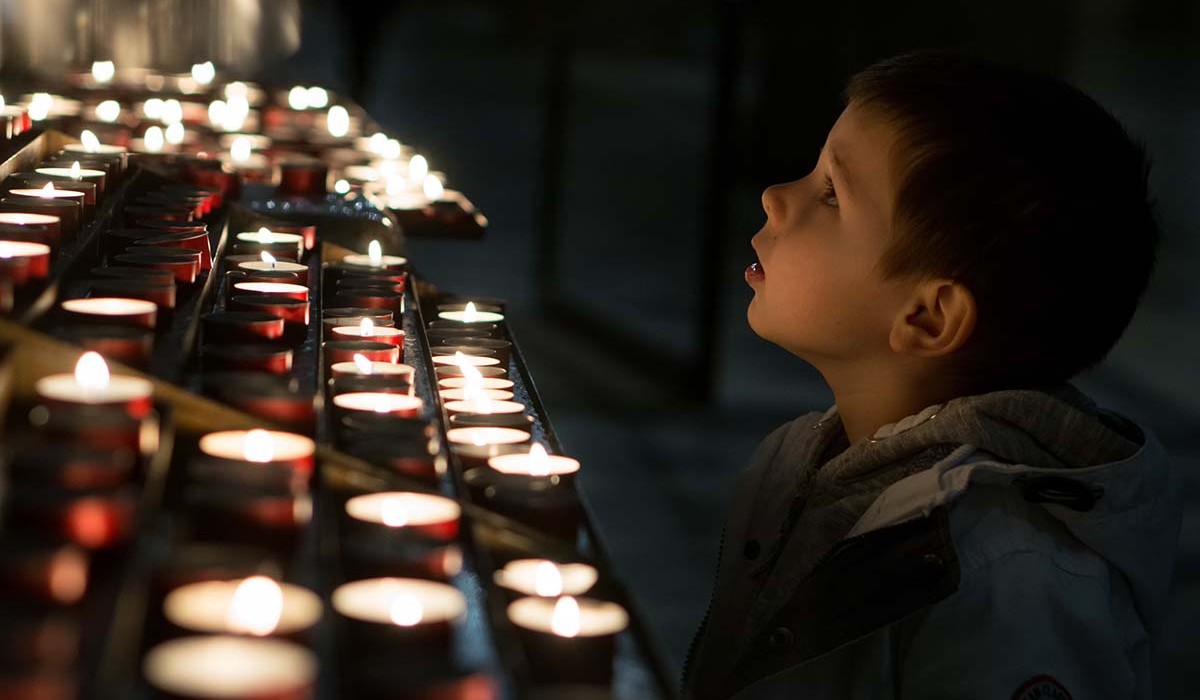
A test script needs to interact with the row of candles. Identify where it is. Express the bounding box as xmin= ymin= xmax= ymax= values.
xmin=0 ymin=69 xmax=632 ymax=695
